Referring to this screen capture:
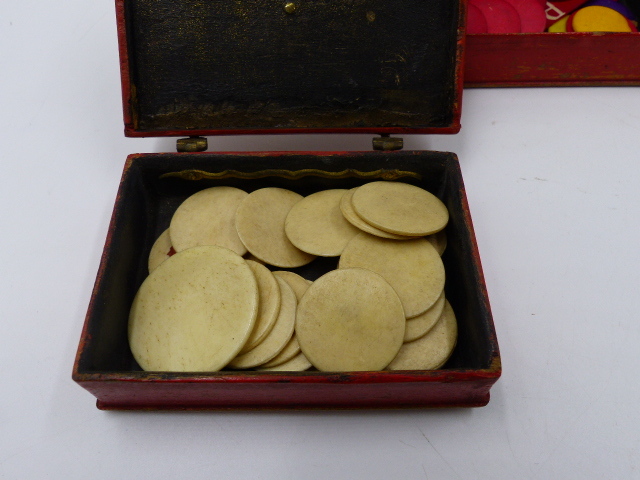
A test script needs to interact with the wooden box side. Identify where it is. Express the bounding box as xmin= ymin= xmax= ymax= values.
xmin=76 ymin=369 xmax=501 ymax=410
xmin=465 ymin=32 xmax=640 ymax=87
